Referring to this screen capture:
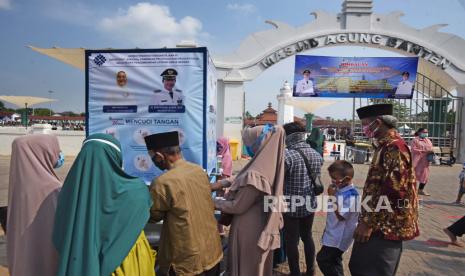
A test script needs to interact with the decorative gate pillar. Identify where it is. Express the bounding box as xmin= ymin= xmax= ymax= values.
xmin=277 ymin=81 xmax=294 ymax=125
xmin=216 ymin=80 xmax=245 ymax=159
xmin=456 ymin=85 xmax=465 ymax=162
